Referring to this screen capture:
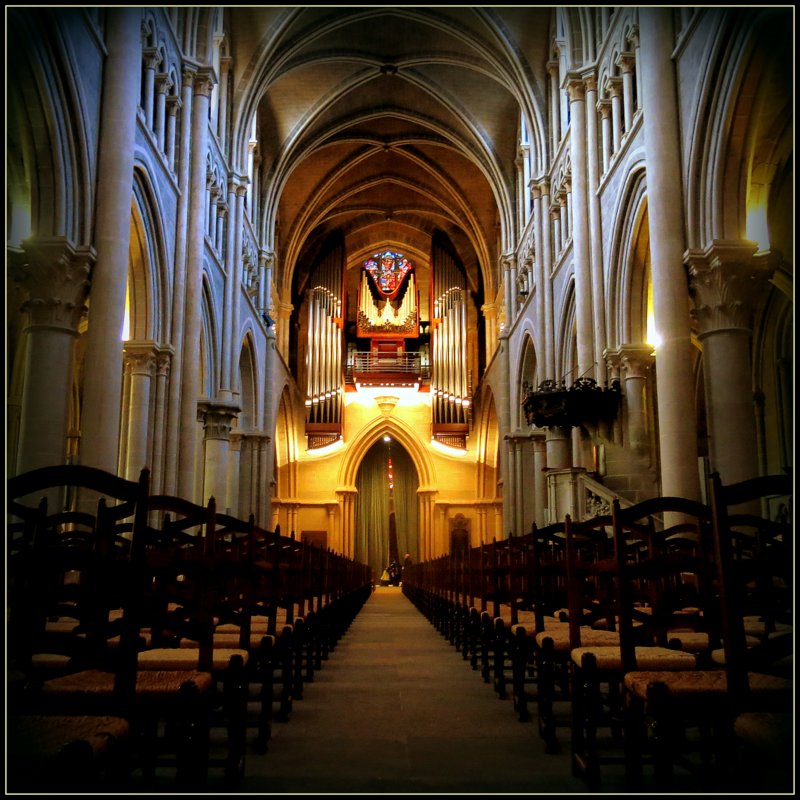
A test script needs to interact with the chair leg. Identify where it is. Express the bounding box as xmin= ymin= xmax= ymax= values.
xmin=537 ymin=638 xmax=560 ymax=754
